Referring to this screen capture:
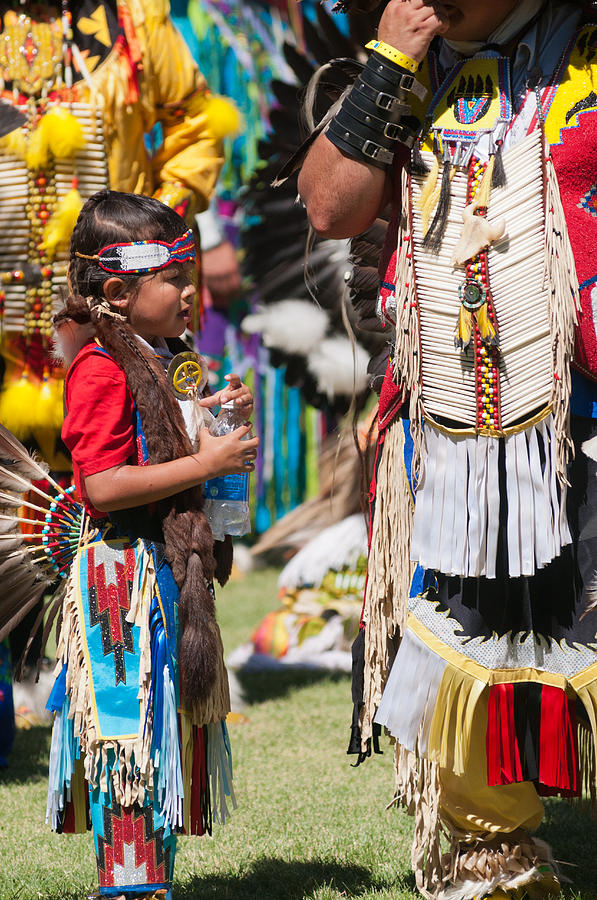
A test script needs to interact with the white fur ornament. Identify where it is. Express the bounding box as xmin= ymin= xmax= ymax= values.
xmin=307 ymin=335 xmax=370 ymax=399
xmin=241 ymin=299 xmax=329 ymax=356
